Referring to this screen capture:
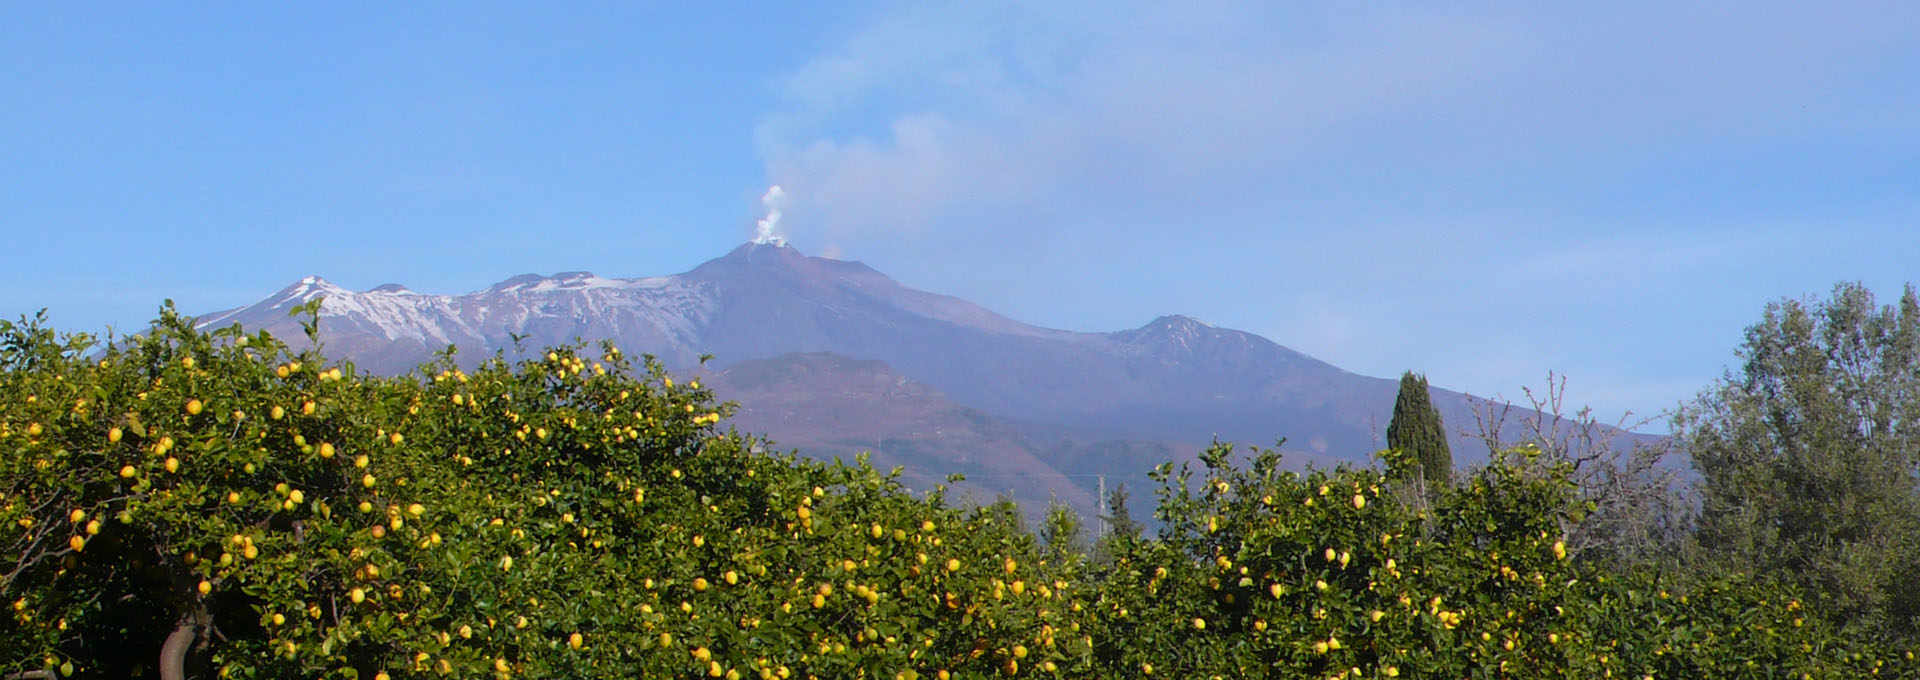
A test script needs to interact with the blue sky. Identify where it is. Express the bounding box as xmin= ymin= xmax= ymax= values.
xmin=4 ymin=2 xmax=1916 ymax=426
